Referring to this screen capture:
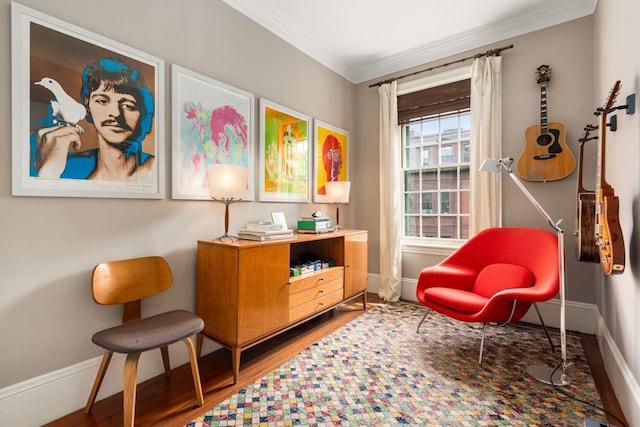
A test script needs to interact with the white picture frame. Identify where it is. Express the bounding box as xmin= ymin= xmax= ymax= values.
xmin=171 ymin=65 xmax=255 ymax=200
xmin=11 ymin=3 xmax=165 ymax=199
xmin=271 ymin=212 xmax=288 ymax=230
